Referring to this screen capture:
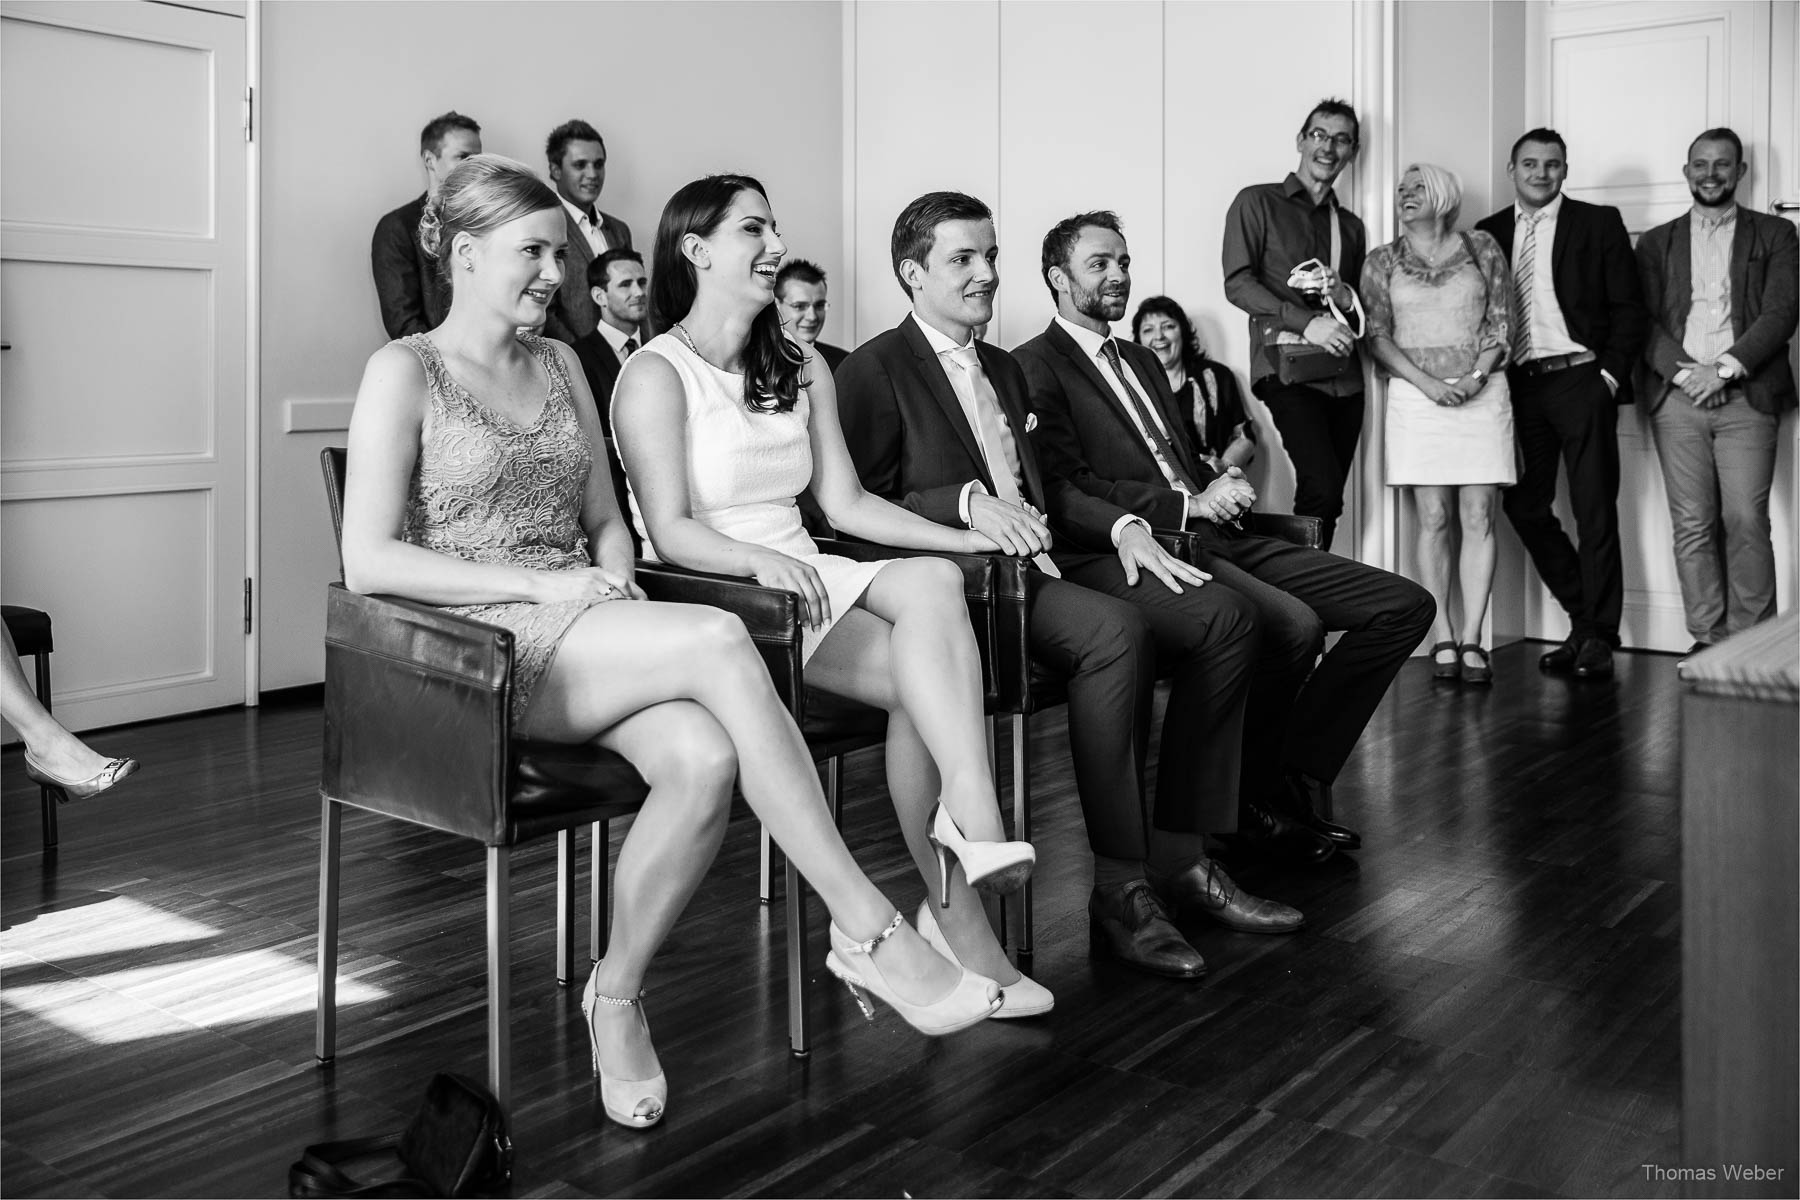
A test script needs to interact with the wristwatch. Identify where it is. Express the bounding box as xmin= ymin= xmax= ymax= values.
xmin=1468 ymin=368 xmax=1488 ymax=386
xmin=1716 ymin=360 xmax=1741 ymax=381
